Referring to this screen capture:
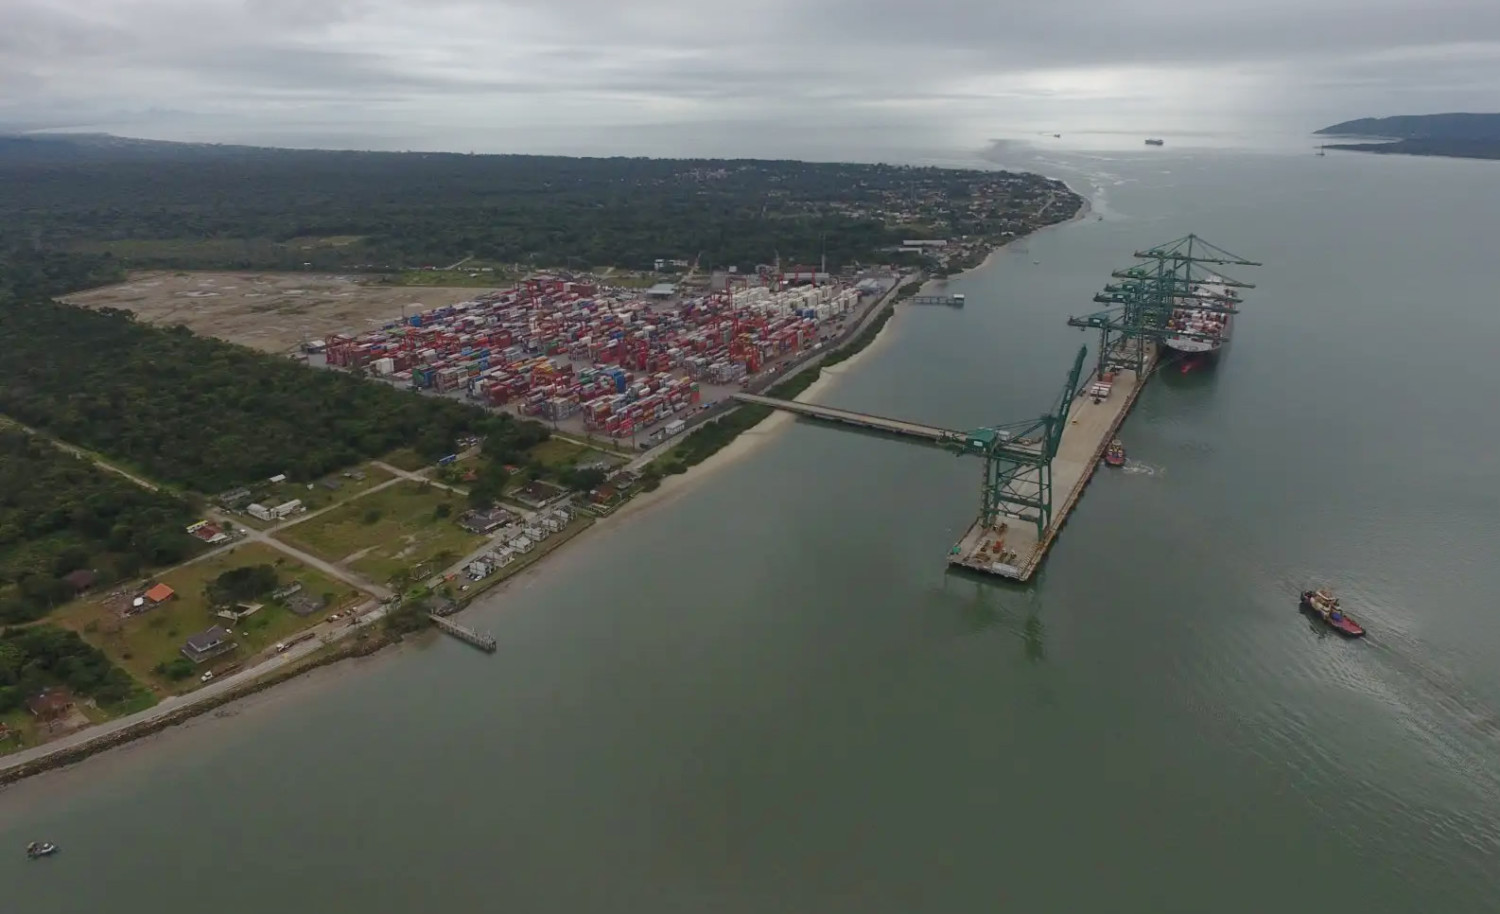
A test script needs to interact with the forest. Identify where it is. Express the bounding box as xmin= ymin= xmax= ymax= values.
xmin=0 ymin=297 xmax=551 ymax=492
xmin=0 ymin=134 xmax=1076 ymax=274
xmin=0 ymin=624 xmax=142 ymax=711
xmin=0 ymin=429 xmax=202 ymax=624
